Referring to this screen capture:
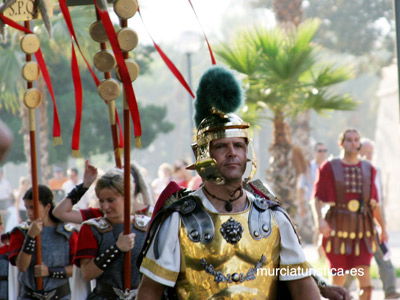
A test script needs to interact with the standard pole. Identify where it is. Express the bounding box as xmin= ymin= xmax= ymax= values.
xmin=25 ymin=20 xmax=43 ymax=291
